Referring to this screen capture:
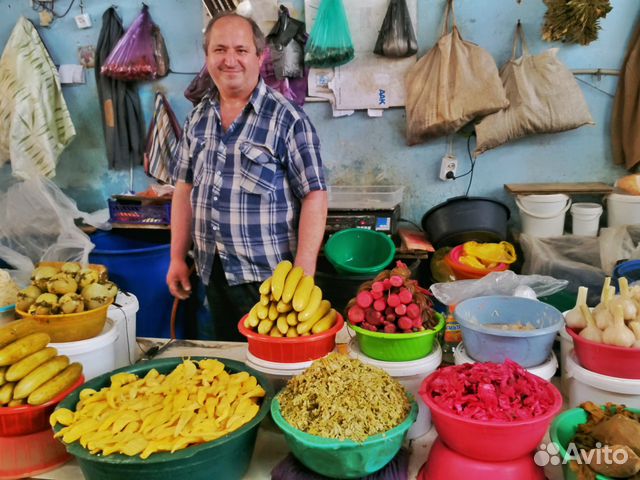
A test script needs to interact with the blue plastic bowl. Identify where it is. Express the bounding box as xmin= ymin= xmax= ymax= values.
xmin=454 ymin=296 xmax=564 ymax=368
xmin=613 ymin=259 xmax=640 ymax=290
